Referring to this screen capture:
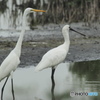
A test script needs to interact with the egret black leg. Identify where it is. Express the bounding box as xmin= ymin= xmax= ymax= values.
xmin=11 ymin=71 xmax=15 ymax=100
xmin=1 ymin=76 xmax=9 ymax=100
xmin=11 ymin=78 xmax=15 ymax=100
xmin=51 ymin=68 xmax=55 ymax=100
xmin=51 ymin=68 xmax=55 ymax=88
